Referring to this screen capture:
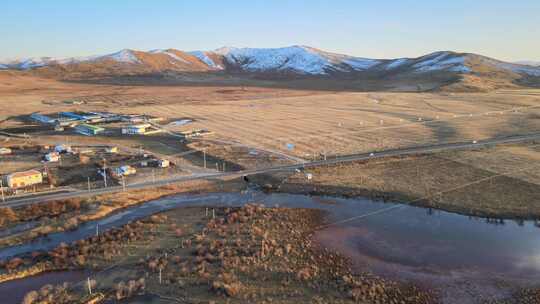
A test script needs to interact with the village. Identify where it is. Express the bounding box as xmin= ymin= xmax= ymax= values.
xmin=0 ymin=111 xmax=213 ymax=200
